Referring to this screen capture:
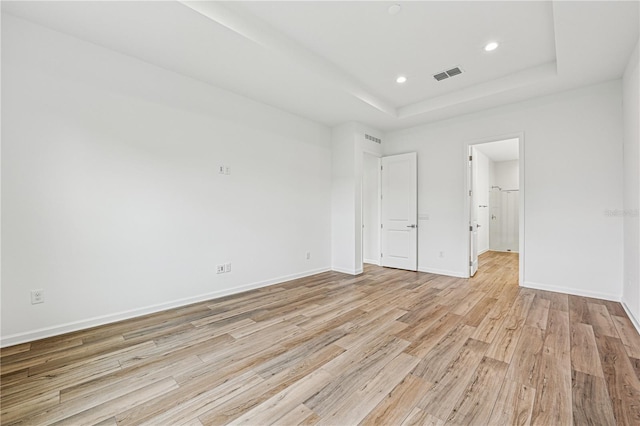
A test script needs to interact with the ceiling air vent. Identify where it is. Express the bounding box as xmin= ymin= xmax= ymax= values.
xmin=433 ymin=72 xmax=449 ymax=81
xmin=365 ymin=134 xmax=382 ymax=144
xmin=446 ymin=67 xmax=462 ymax=77
xmin=433 ymin=66 xmax=463 ymax=81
